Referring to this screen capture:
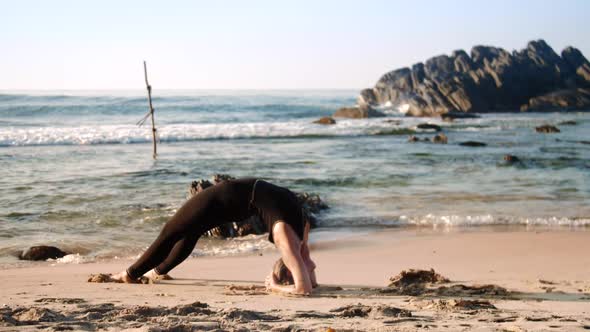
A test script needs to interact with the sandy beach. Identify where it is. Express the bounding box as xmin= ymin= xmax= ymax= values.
xmin=2 ymin=227 xmax=589 ymax=331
